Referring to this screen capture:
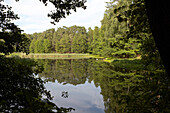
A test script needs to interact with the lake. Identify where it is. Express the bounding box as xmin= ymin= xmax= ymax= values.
xmin=36 ymin=59 xmax=169 ymax=113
